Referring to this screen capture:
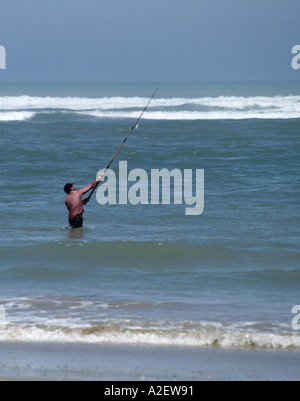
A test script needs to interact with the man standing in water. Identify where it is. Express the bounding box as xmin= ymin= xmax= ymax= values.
xmin=64 ymin=177 xmax=103 ymax=228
